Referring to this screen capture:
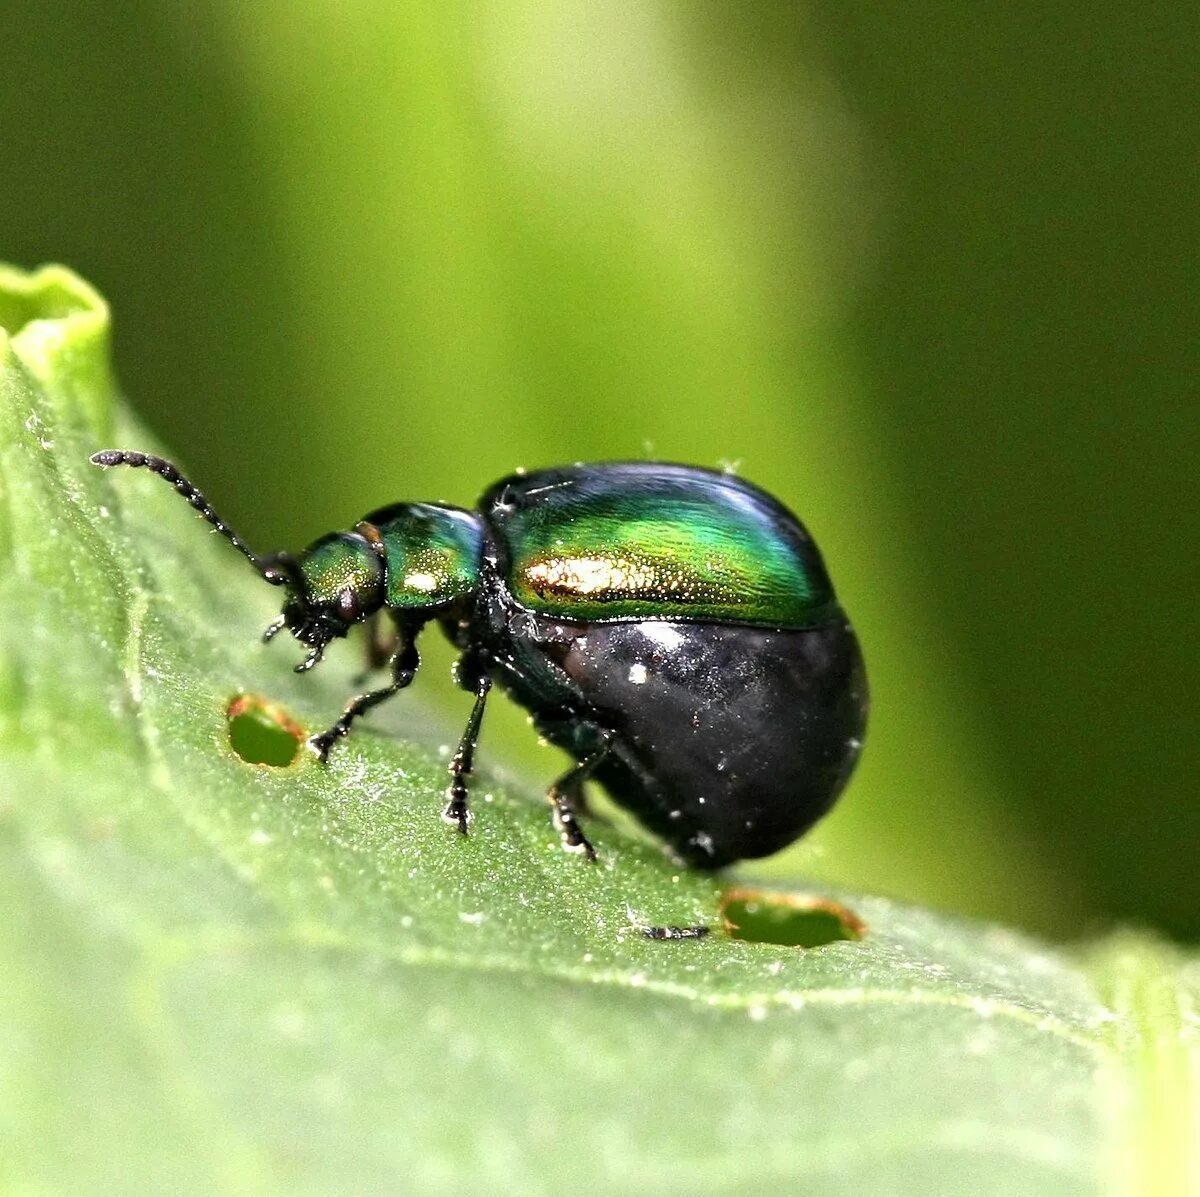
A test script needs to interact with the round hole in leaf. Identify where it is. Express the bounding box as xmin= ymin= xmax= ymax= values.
xmin=720 ymin=887 xmax=865 ymax=948
xmin=227 ymin=694 xmax=304 ymax=767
